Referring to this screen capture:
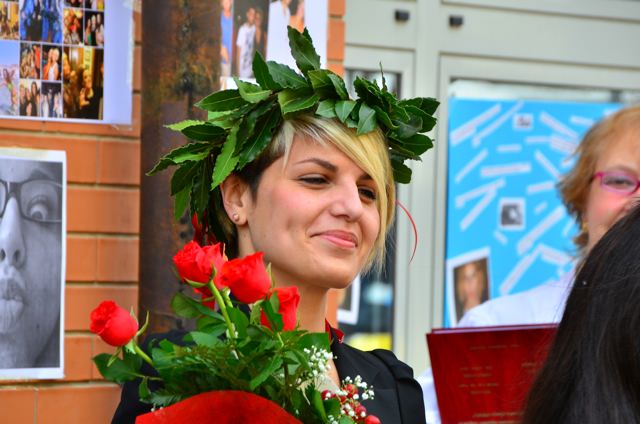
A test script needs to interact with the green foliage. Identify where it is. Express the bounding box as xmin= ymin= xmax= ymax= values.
xmin=150 ymin=25 xmax=439 ymax=235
